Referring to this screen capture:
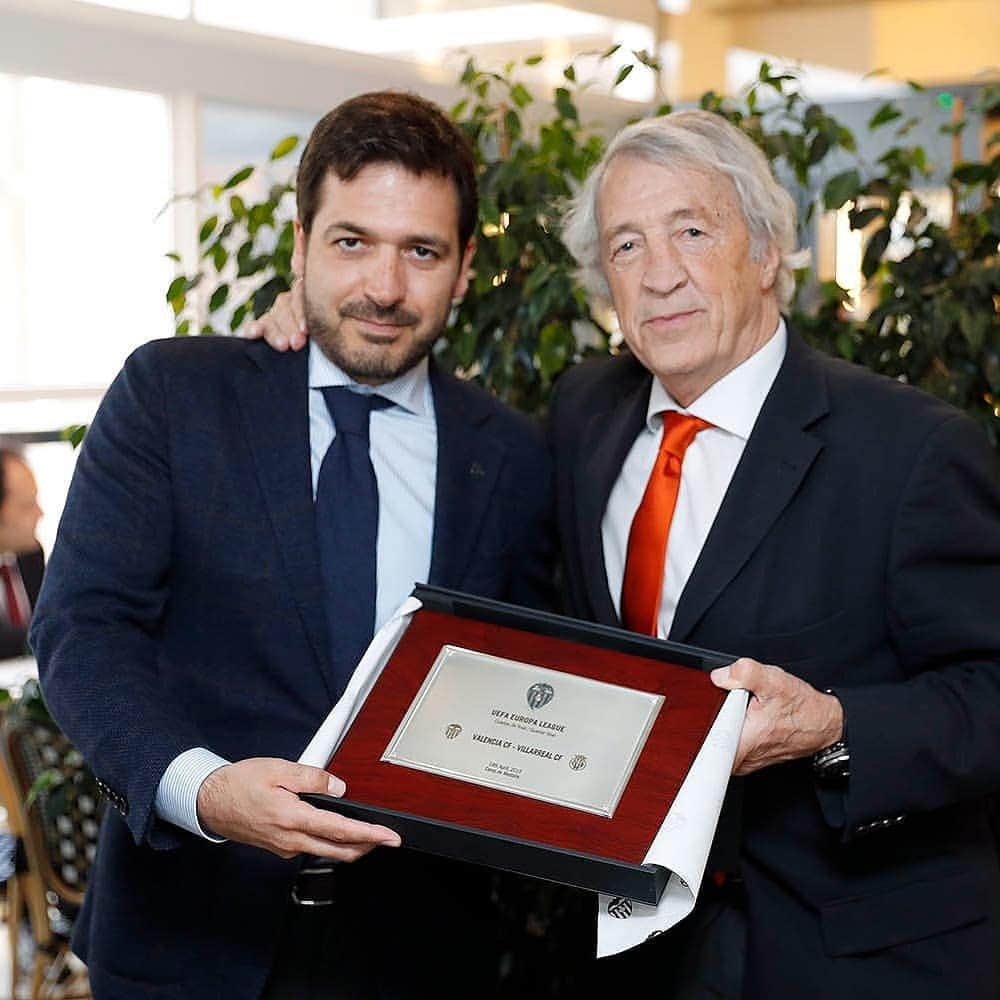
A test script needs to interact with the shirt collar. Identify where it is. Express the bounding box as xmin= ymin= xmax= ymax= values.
xmin=307 ymin=340 xmax=431 ymax=417
xmin=647 ymin=318 xmax=787 ymax=441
